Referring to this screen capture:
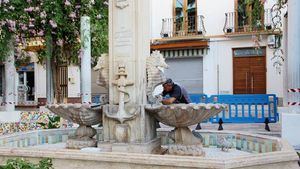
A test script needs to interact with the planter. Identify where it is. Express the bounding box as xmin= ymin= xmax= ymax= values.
xmin=162 ymin=33 xmax=169 ymax=38
xmin=226 ymin=28 xmax=233 ymax=33
xmin=197 ymin=31 xmax=203 ymax=35
xmin=265 ymin=25 xmax=272 ymax=30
